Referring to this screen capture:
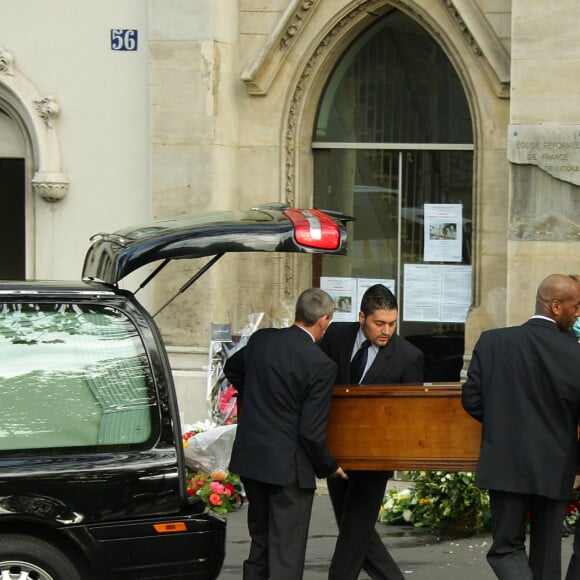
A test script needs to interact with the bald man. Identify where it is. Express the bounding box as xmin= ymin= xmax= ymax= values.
xmin=462 ymin=274 xmax=580 ymax=580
